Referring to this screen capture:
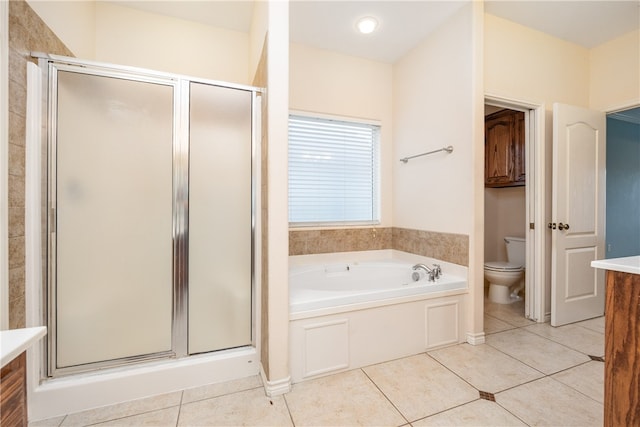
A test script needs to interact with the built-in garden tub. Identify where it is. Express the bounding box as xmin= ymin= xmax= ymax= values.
xmin=289 ymin=250 xmax=468 ymax=383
